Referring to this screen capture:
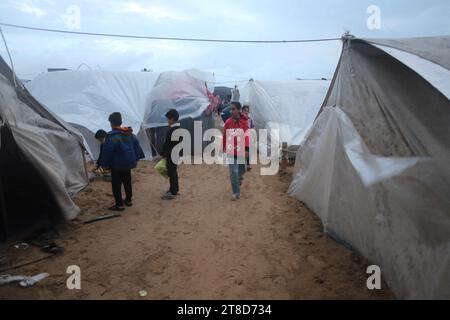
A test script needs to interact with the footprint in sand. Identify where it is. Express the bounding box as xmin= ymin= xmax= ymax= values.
xmin=306 ymin=255 xmax=326 ymax=270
